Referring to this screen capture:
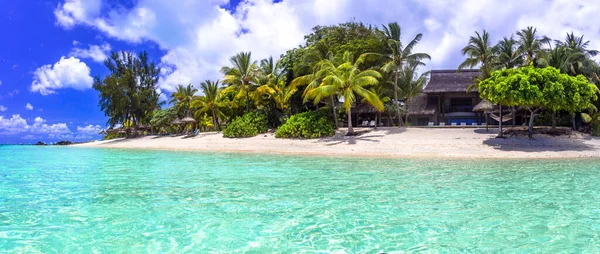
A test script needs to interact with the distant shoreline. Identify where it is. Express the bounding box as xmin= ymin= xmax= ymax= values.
xmin=73 ymin=127 xmax=600 ymax=159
